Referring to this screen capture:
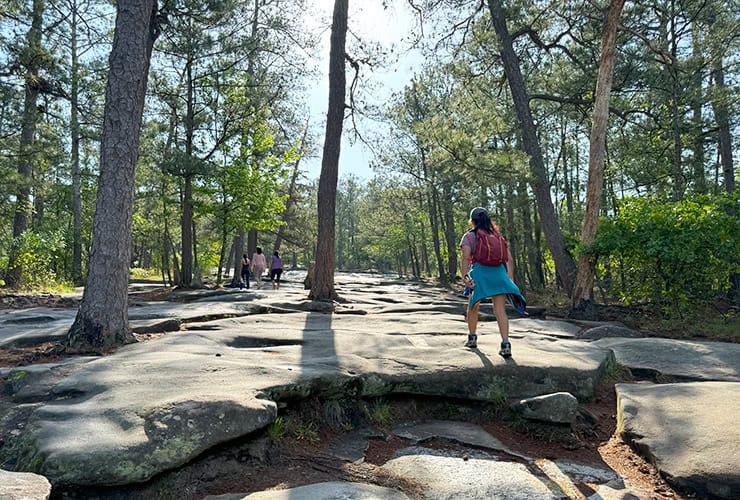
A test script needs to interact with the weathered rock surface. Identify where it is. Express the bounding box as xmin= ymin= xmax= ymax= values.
xmin=552 ymin=460 xmax=621 ymax=483
xmin=509 ymin=318 xmax=581 ymax=339
xmin=0 ymin=308 xmax=611 ymax=487
xmin=383 ymin=447 xmax=566 ymax=499
xmin=0 ymin=468 xmax=52 ymax=500
xmin=585 ymin=480 xmax=653 ymax=500
xmin=392 ymin=420 xmax=521 ymax=457
xmin=595 ymin=338 xmax=740 ymax=381
xmin=512 ymin=392 xmax=579 ymax=424
xmin=204 ymin=481 xmax=410 ymax=500
xmin=616 ymin=381 xmax=740 ymax=499
xmin=578 ymin=325 xmax=643 ymax=340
